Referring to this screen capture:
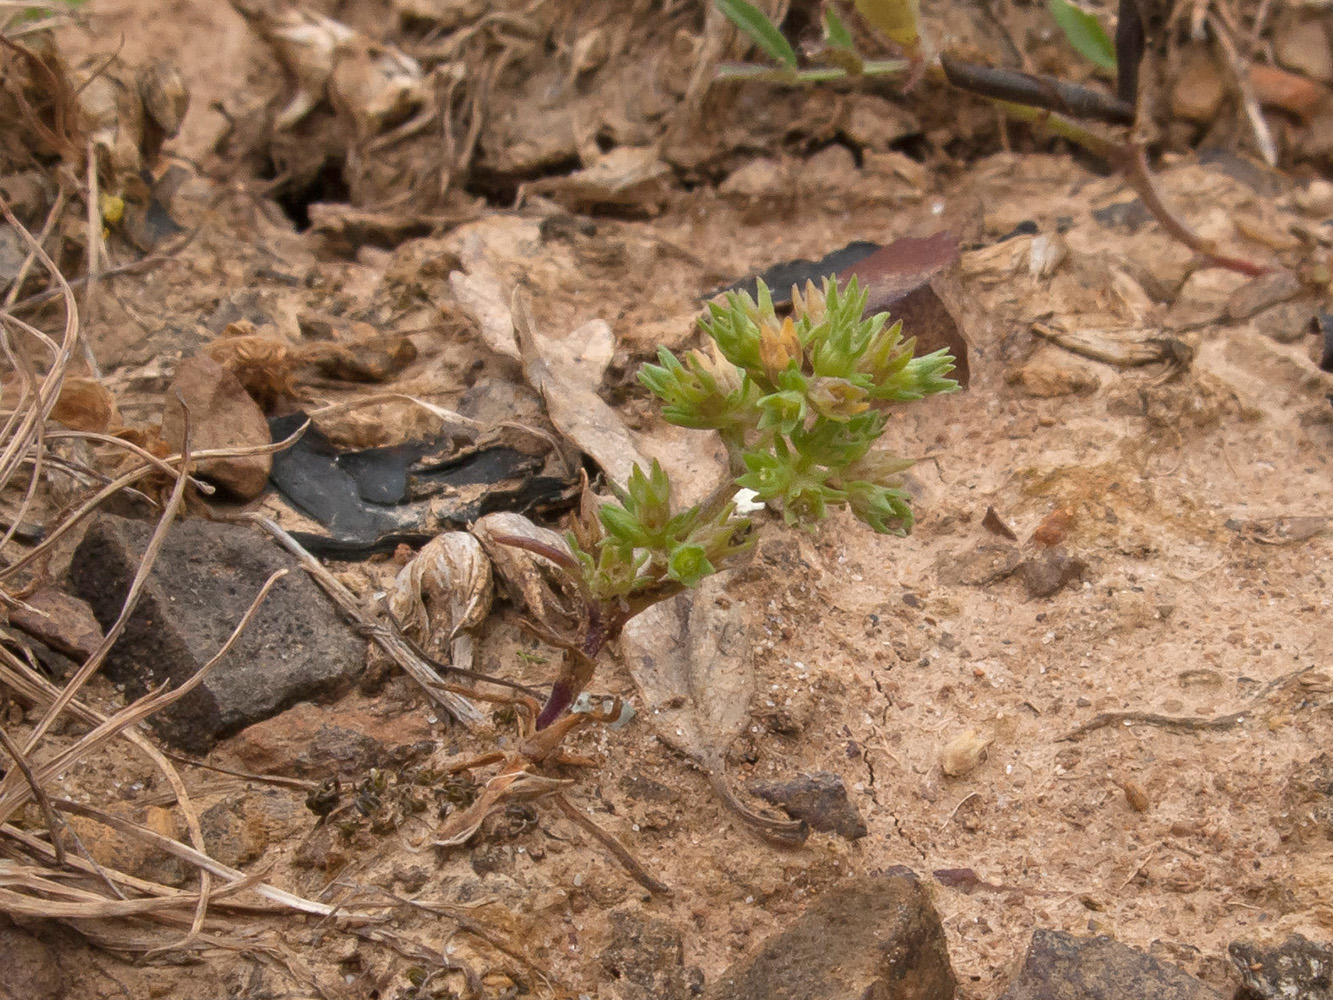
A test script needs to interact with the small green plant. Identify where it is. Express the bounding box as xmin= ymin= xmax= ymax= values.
xmin=527 ymin=276 xmax=957 ymax=727
xmin=715 ymin=0 xmax=913 ymax=83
